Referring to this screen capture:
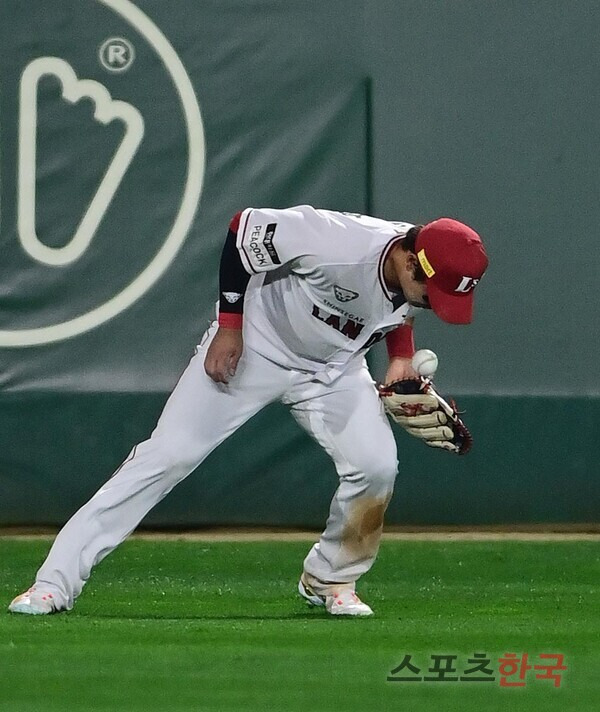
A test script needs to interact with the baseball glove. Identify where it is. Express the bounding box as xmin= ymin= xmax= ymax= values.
xmin=379 ymin=378 xmax=473 ymax=455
